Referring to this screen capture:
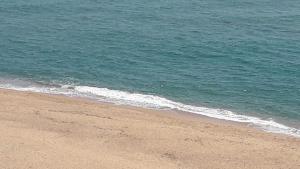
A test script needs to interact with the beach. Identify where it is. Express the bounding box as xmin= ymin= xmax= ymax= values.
xmin=1 ymin=0 xmax=300 ymax=168
xmin=0 ymin=89 xmax=299 ymax=169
